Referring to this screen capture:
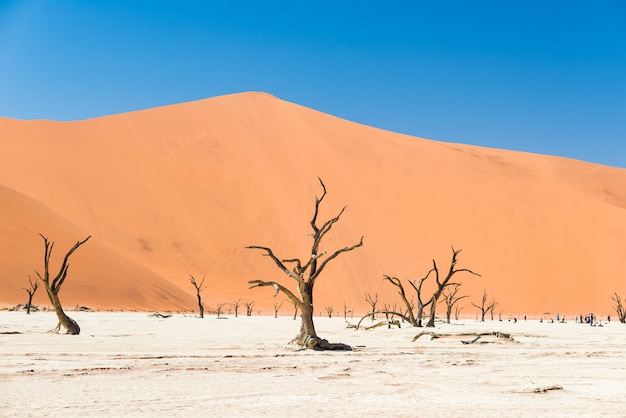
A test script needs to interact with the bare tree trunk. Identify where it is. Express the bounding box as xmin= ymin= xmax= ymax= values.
xmin=46 ymin=286 xmax=80 ymax=334
xmin=454 ymin=305 xmax=462 ymax=320
xmin=247 ymin=178 xmax=362 ymax=350
xmin=365 ymin=293 xmax=378 ymax=320
xmin=383 ymin=276 xmax=419 ymax=326
xmin=23 ymin=275 xmax=40 ymax=315
xmin=443 ymin=284 xmax=467 ymax=324
xmin=189 ymin=275 xmax=205 ymax=318
xmin=425 ymin=247 xmax=480 ymax=327
xmin=35 ymin=234 xmax=90 ymax=335
xmin=292 ymin=300 xmax=299 ymax=320
xmin=613 ymin=293 xmax=626 ymax=323
xmin=273 ymin=300 xmax=284 ymax=318
xmin=245 ymin=301 xmax=255 ymax=316
xmin=232 ymin=299 xmax=242 ymax=318
xmin=472 ymin=289 xmax=489 ymax=321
